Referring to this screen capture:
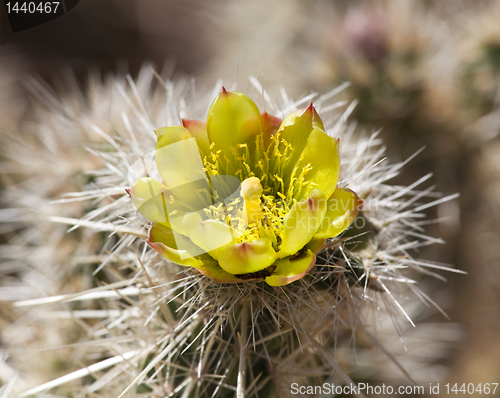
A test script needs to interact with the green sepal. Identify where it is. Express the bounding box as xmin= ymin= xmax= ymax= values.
xmin=306 ymin=238 xmax=326 ymax=253
xmin=194 ymin=260 xmax=243 ymax=284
